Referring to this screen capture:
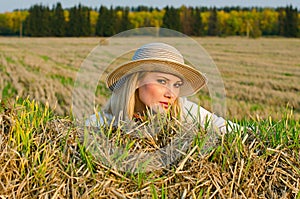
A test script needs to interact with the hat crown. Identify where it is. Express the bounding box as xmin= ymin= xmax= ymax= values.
xmin=132 ymin=43 xmax=184 ymax=64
